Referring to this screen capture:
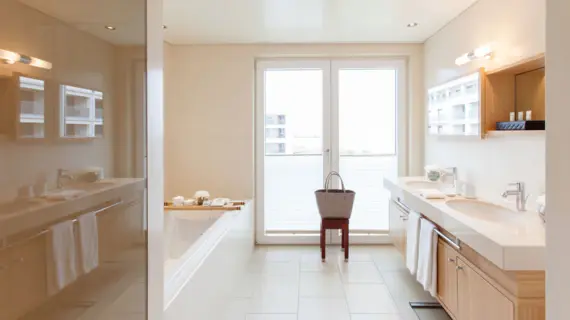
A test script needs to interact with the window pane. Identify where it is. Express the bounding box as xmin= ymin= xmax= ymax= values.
xmin=264 ymin=69 xmax=323 ymax=231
